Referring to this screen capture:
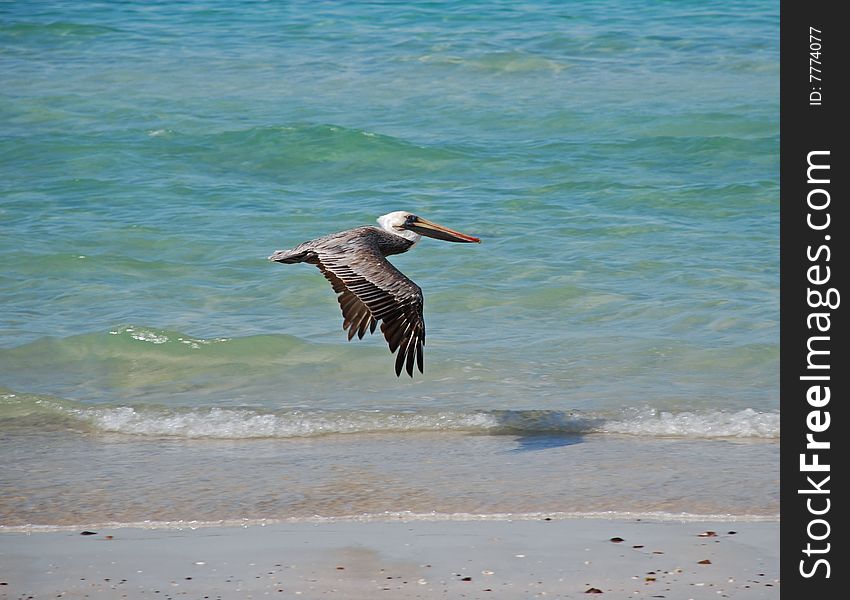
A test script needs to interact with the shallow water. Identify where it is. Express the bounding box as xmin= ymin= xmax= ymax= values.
xmin=1 ymin=0 xmax=778 ymax=527
xmin=0 ymin=429 xmax=778 ymax=528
